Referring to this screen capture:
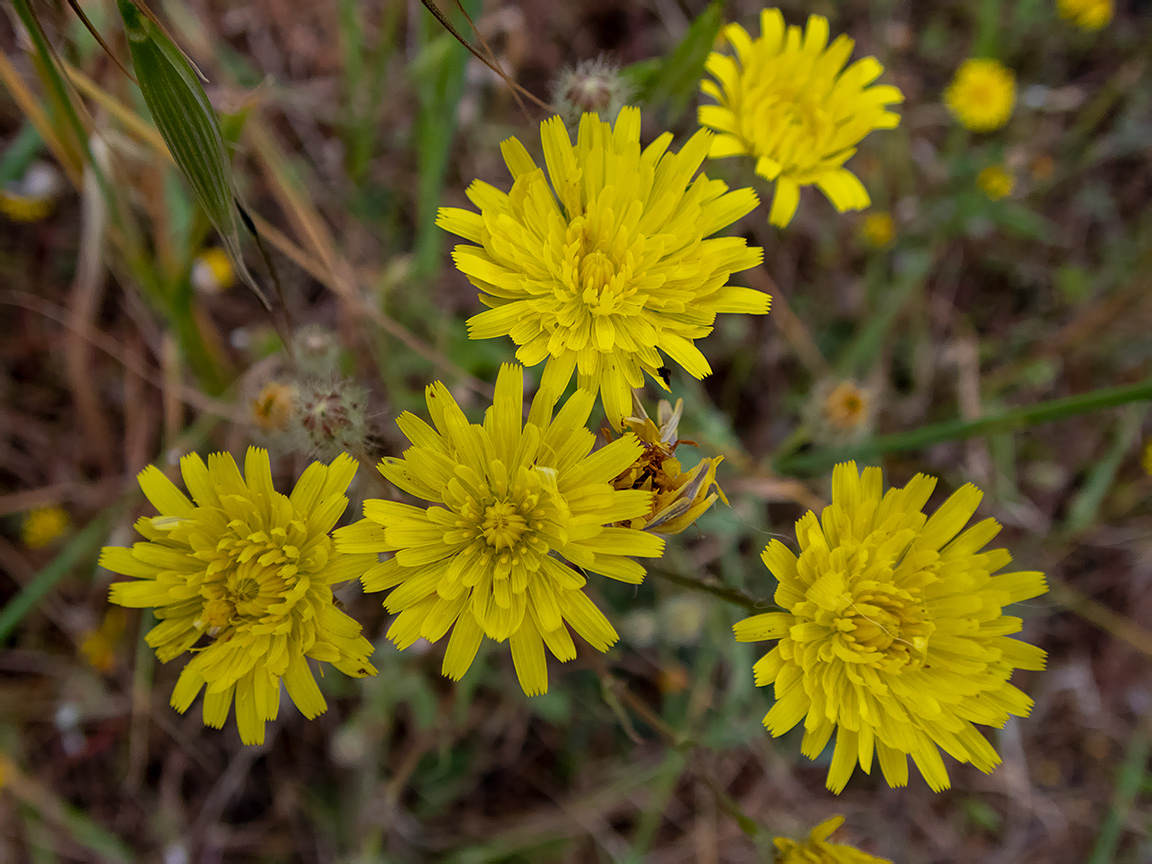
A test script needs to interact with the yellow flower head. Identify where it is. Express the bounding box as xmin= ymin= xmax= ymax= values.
xmin=735 ymin=462 xmax=1048 ymax=793
xmin=335 ymin=364 xmax=666 ymax=696
xmin=22 ymin=505 xmax=71 ymax=549
xmin=102 ymin=448 xmax=377 ymax=745
xmin=1 ymin=163 xmax=61 ymax=223
xmin=1058 ymin=0 xmax=1113 ymax=30
xmin=978 ymin=165 xmax=1015 ymax=201
xmin=0 ymin=191 xmax=53 ymax=222
xmin=860 ymin=212 xmax=895 ymax=249
xmin=1142 ymin=440 xmax=1152 ymax=476
xmin=79 ymin=609 xmax=127 ymax=674
xmin=775 ymin=815 xmax=891 ymax=864
xmin=698 ymin=8 xmax=903 ymax=227
xmin=438 ymin=108 xmax=769 ymax=428
xmin=608 ymin=395 xmax=728 ymax=534
xmin=945 ymin=59 xmax=1016 ymax=133
xmin=251 ymin=381 xmax=299 ymax=434
xmin=191 ymin=248 xmax=236 ymax=293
